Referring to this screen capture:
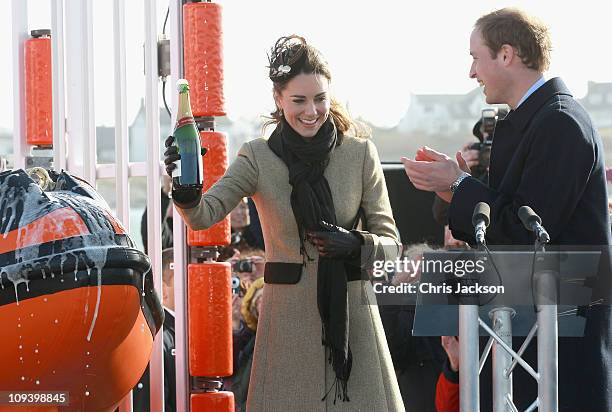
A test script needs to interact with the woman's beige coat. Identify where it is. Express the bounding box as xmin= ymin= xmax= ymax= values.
xmin=177 ymin=135 xmax=405 ymax=412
